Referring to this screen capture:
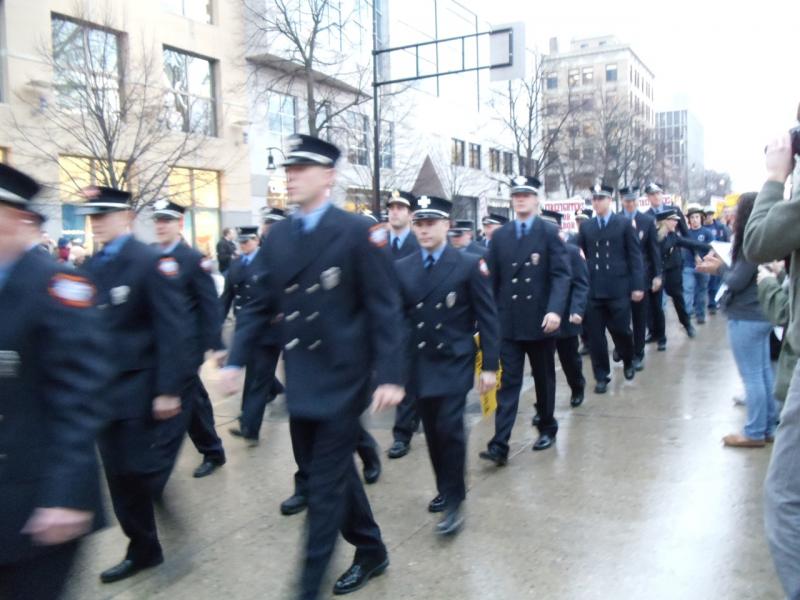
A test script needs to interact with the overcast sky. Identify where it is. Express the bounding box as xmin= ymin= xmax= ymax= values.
xmin=486 ymin=0 xmax=800 ymax=191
